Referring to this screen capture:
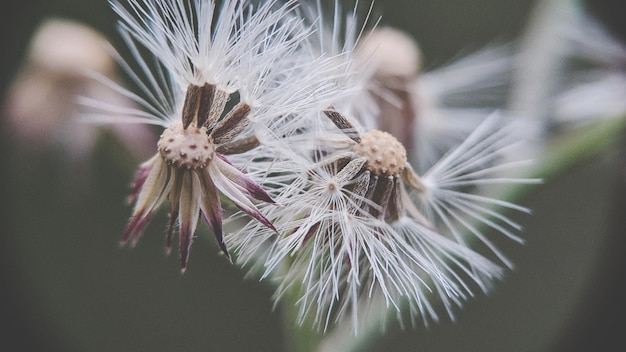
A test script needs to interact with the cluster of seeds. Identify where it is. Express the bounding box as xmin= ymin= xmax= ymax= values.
xmin=352 ymin=129 xmax=407 ymax=176
xmin=157 ymin=123 xmax=215 ymax=170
